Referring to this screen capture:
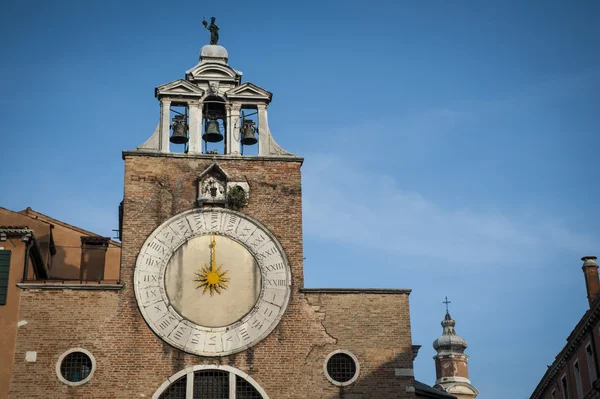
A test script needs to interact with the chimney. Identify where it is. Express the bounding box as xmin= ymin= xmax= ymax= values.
xmin=582 ymin=256 xmax=600 ymax=306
